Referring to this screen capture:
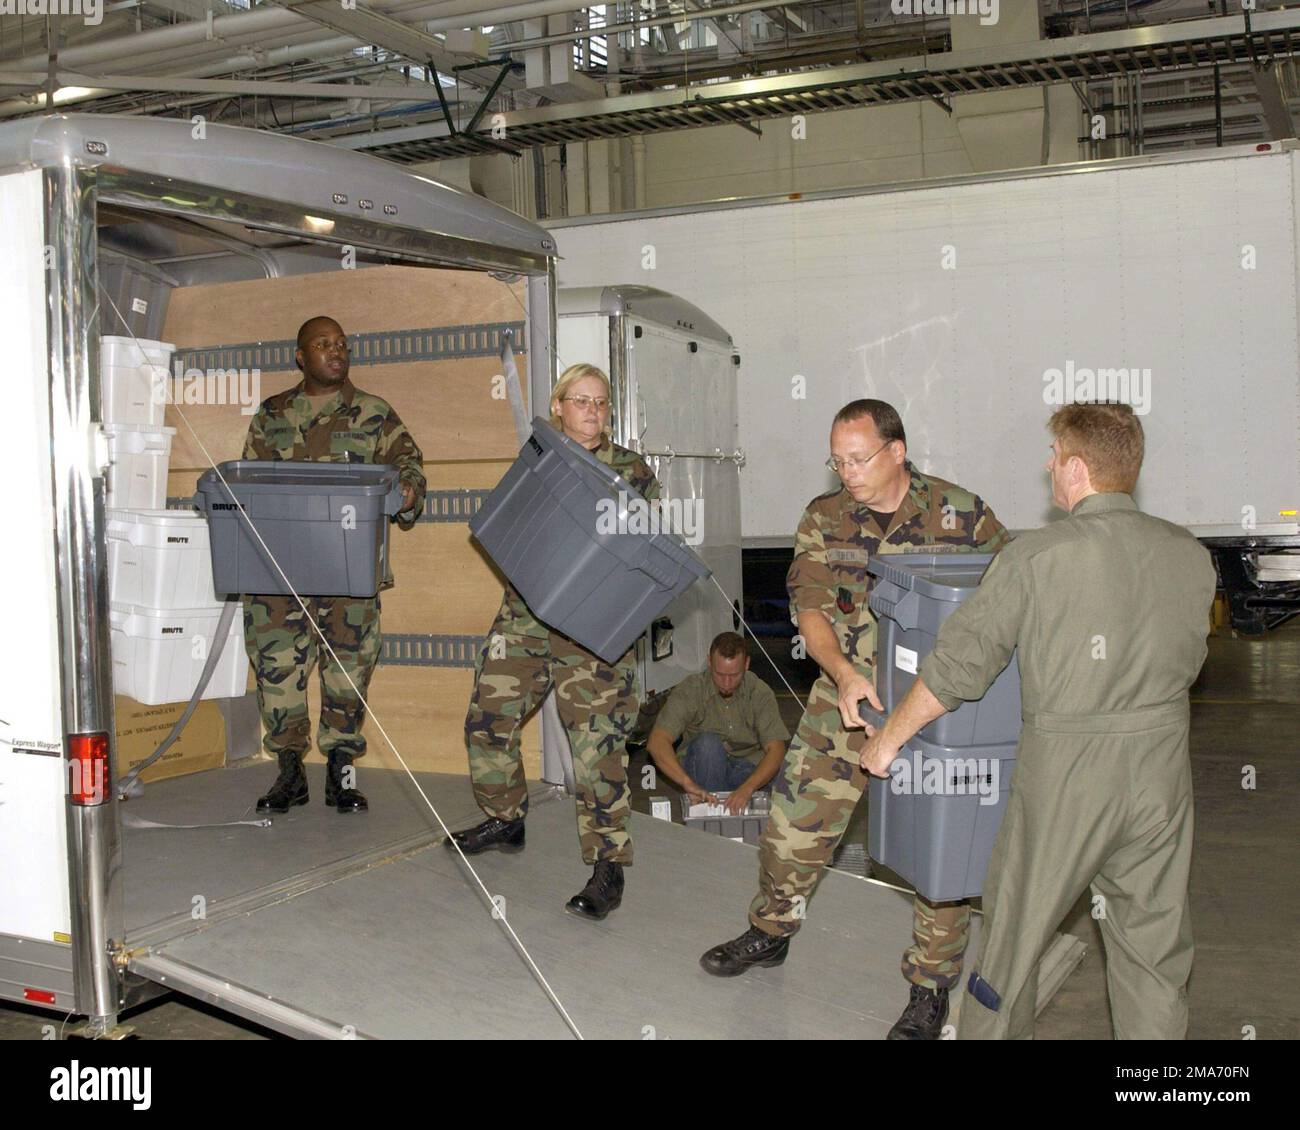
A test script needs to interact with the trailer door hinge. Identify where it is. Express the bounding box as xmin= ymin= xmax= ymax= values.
xmin=92 ymin=424 xmax=111 ymax=476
